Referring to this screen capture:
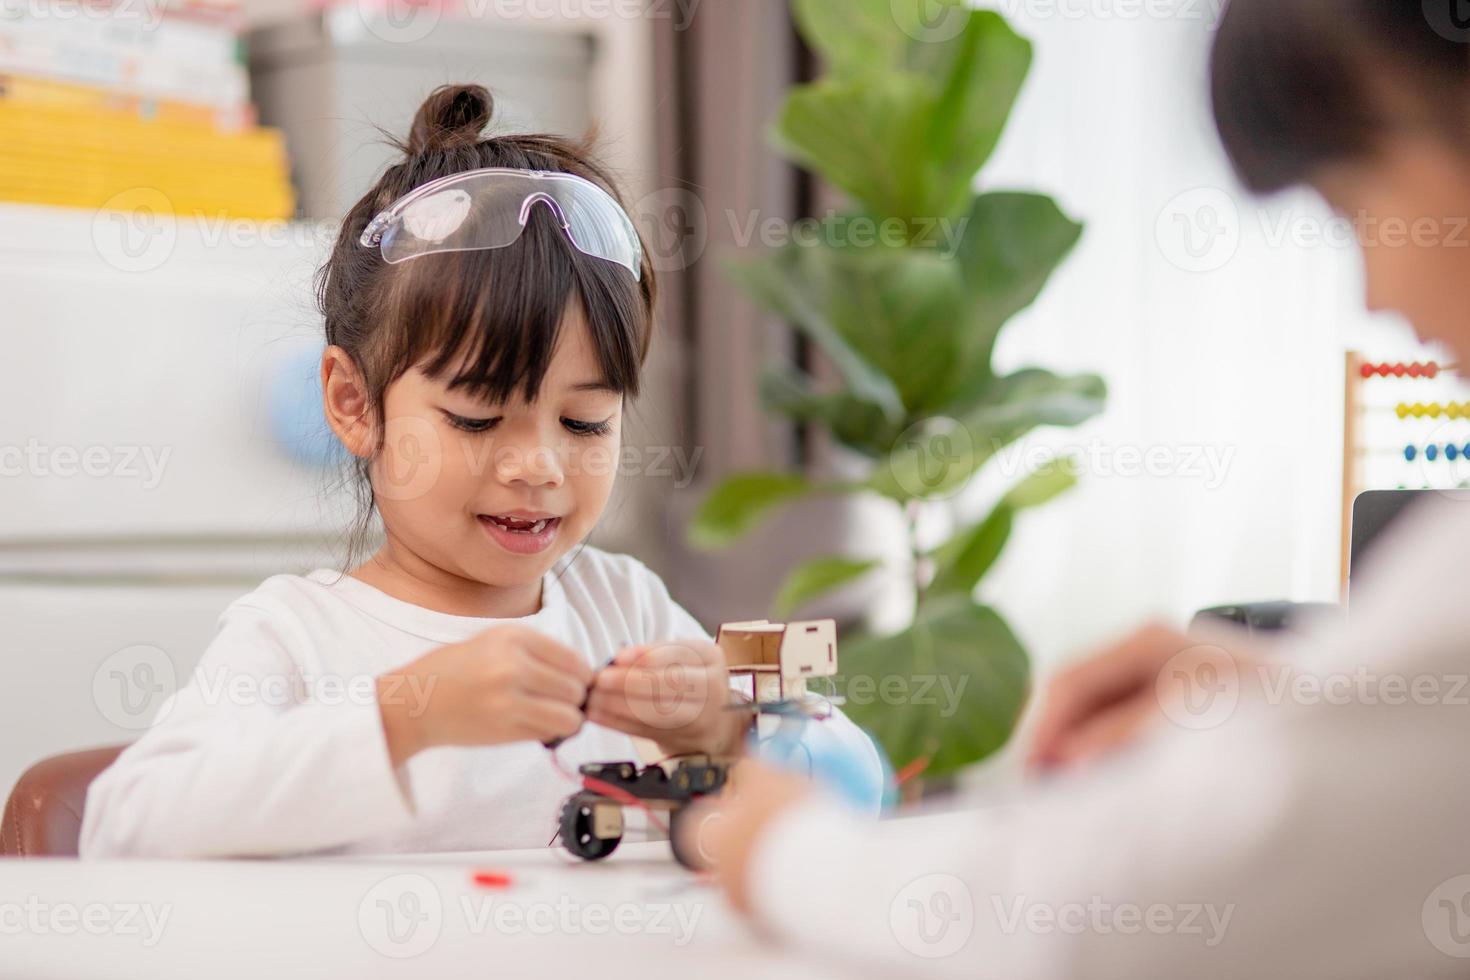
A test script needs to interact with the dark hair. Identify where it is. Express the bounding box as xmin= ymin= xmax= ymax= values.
xmin=1211 ymin=0 xmax=1470 ymax=193
xmin=316 ymin=84 xmax=656 ymax=565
